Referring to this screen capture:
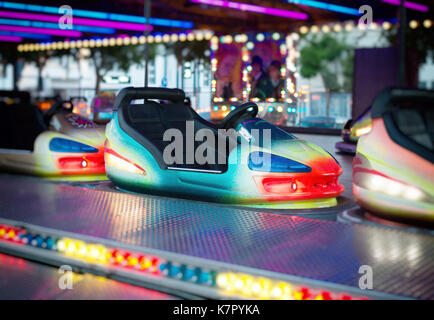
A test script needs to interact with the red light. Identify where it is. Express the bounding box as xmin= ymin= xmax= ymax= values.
xmin=321 ymin=291 xmax=332 ymax=300
xmin=57 ymin=154 xmax=105 ymax=175
xmin=341 ymin=294 xmax=352 ymax=300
